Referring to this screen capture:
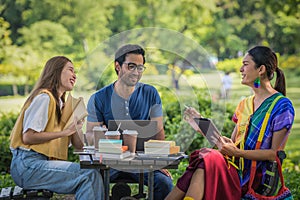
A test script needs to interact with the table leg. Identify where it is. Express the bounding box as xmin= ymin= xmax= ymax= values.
xmin=148 ymin=171 xmax=154 ymax=200
xmin=103 ymin=169 xmax=110 ymax=200
xmin=137 ymin=170 xmax=145 ymax=198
